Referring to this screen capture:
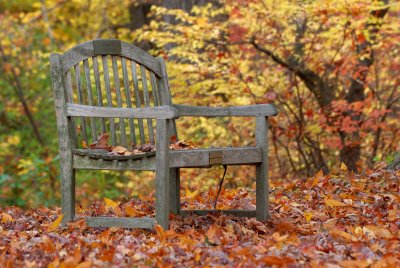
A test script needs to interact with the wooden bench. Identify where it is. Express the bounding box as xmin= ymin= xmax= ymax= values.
xmin=50 ymin=39 xmax=278 ymax=229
